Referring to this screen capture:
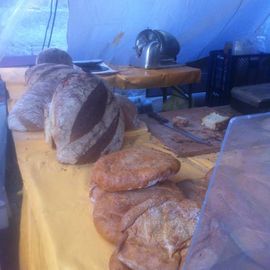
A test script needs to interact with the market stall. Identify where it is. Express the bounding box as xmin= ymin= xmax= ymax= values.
xmin=2 ymin=66 xmax=216 ymax=270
